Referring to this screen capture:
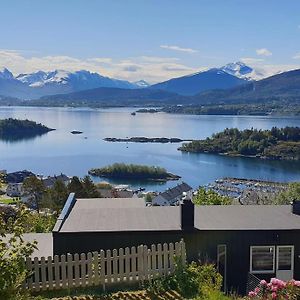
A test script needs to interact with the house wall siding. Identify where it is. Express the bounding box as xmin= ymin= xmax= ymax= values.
xmin=185 ymin=230 xmax=300 ymax=295
xmin=53 ymin=228 xmax=300 ymax=295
